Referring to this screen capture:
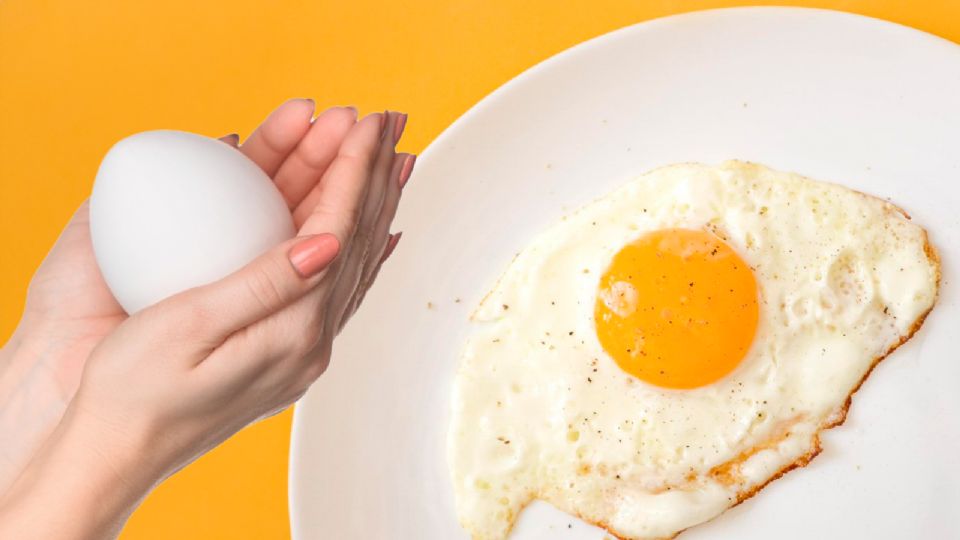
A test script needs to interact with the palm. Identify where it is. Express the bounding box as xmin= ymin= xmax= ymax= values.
xmin=19 ymin=202 xmax=126 ymax=395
